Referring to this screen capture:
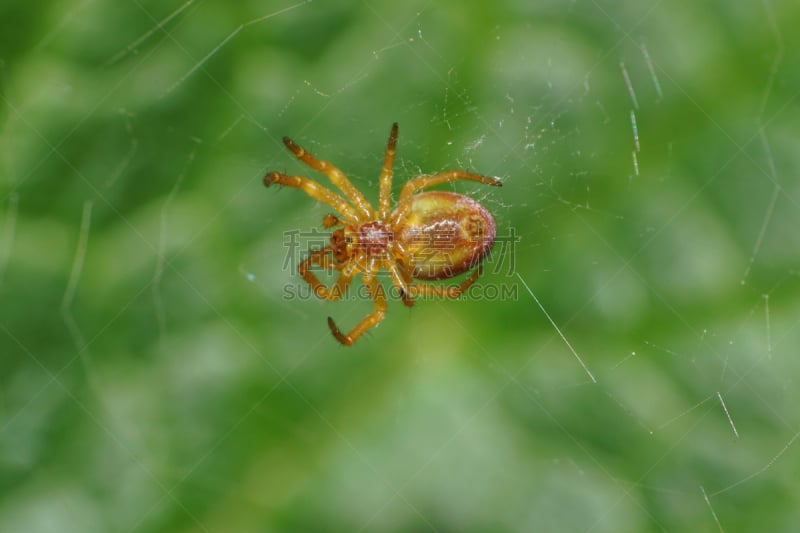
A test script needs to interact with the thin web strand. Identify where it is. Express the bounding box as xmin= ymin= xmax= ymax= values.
xmin=105 ymin=112 xmax=139 ymax=189
xmin=700 ymin=485 xmax=726 ymax=533
xmin=105 ymin=0 xmax=196 ymax=66
xmin=763 ymin=294 xmax=773 ymax=358
xmin=630 ymin=109 xmax=640 ymax=152
xmin=716 ymin=392 xmax=739 ymax=440
xmin=0 ymin=192 xmax=19 ymax=287
xmin=164 ymin=0 xmax=311 ymax=95
xmin=153 ymin=147 xmax=197 ymax=343
xmin=516 ymin=272 xmax=597 ymax=383
xmin=60 ymin=201 xmax=105 ymax=404
xmin=757 ymin=0 xmax=784 ymax=116
xmin=639 ymin=41 xmax=663 ymax=101
xmin=655 ymin=395 xmax=715 ymax=432
xmin=619 ymin=61 xmax=639 ymax=109
xmin=741 ymin=131 xmax=780 ymax=283
xmin=710 ymin=429 xmax=800 ymax=496
xmin=61 ymin=201 xmax=93 ymax=312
